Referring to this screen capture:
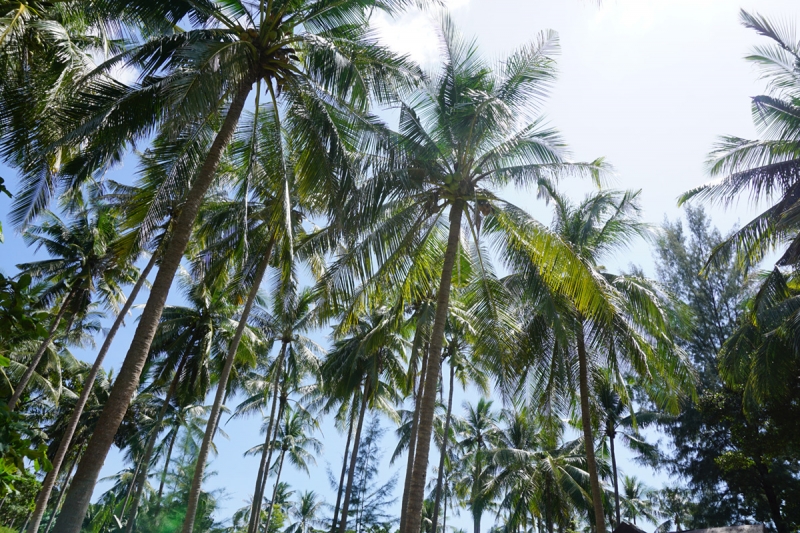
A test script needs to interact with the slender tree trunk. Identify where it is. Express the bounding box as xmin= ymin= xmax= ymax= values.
xmin=402 ymin=201 xmax=463 ymax=533
xmin=250 ymin=342 xmax=286 ymax=533
xmin=181 ymin=232 xmax=275 ymax=533
xmin=263 ymin=449 xmax=287 ymax=533
xmin=443 ymin=492 xmax=447 ymax=533
xmin=473 ymin=513 xmax=481 ymax=533
xmin=756 ymin=459 xmax=788 ymax=533
xmin=609 ymin=432 xmax=620 ymax=528
xmin=28 ymin=252 xmax=159 ymax=533
xmin=331 ymin=409 xmax=355 ymax=533
xmin=576 ymin=325 xmax=606 ymax=533
xmin=400 ymin=347 xmax=428 ymax=533
xmin=20 ymin=513 xmax=31 ymax=533
xmin=154 ymin=425 xmax=178 ymax=514
xmin=120 ymin=459 xmax=142 ymax=518
xmin=254 ymin=394 xmax=287 ymax=533
xmin=53 ymin=78 xmax=255 ymax=533
xmin=42 ymin=455 xmax=78 ymax=533
xmin=124 ymin=352 xmax=188 ymax=533
xmin=9 ymin=288 xmax=76 ymax=409
xmin=338 ymin=389 xmax=368 ymax=533
xmin=431 ymin=358 xmax=455 ymax=533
